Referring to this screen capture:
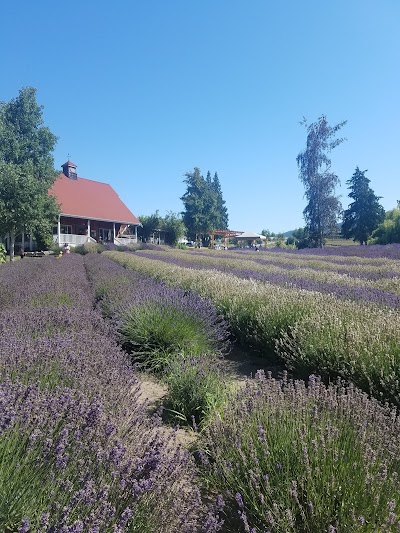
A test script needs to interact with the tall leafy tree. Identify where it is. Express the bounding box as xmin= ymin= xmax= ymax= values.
xmin=162 ymin=211 xmax=185 ymax=245
xmin=0 ymin=87 xmax=59 ymax=260
xmin=297 ymin=115 xmax=346 ymax=248
xmin=137 ymin=211 xmax=162 ymax=242
xmin=342 ymin=167 xmax=385 ymax=244
xmin=370 ymin=206 xmax=400 ymax=244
